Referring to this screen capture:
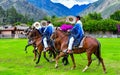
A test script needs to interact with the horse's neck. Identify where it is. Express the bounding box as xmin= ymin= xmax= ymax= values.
xmin=57 ymin=30 xmax=67 ymax=37
xmin=55 ymin=30 xmax=68 ymax=50
xmin=57 ymin=30 xmax=68 ymax=42
xmin=35 ymin=30 xmax=42 ymax=38
xmin=35 ymin=38 xmax=42 ymax=46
